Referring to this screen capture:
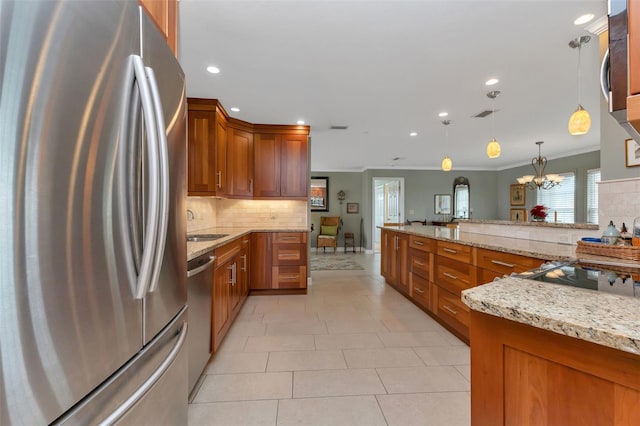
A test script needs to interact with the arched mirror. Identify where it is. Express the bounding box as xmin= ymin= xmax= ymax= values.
xmin=453 ymin=176 xmax=470 ymax=219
